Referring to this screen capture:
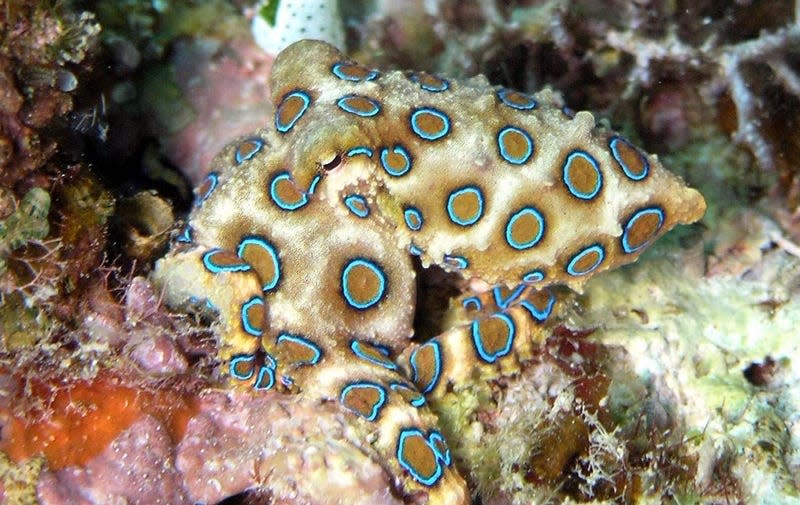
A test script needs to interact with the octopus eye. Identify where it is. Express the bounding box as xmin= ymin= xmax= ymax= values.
xmin=322 ymin=154 xmax=342 ymax=171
